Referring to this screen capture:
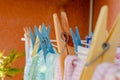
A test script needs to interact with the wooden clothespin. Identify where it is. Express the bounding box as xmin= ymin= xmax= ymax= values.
xmin=53 ymin=11 xmax=75 ymax=78
xmin=80 ymin=5 xmax=120 ymax=80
